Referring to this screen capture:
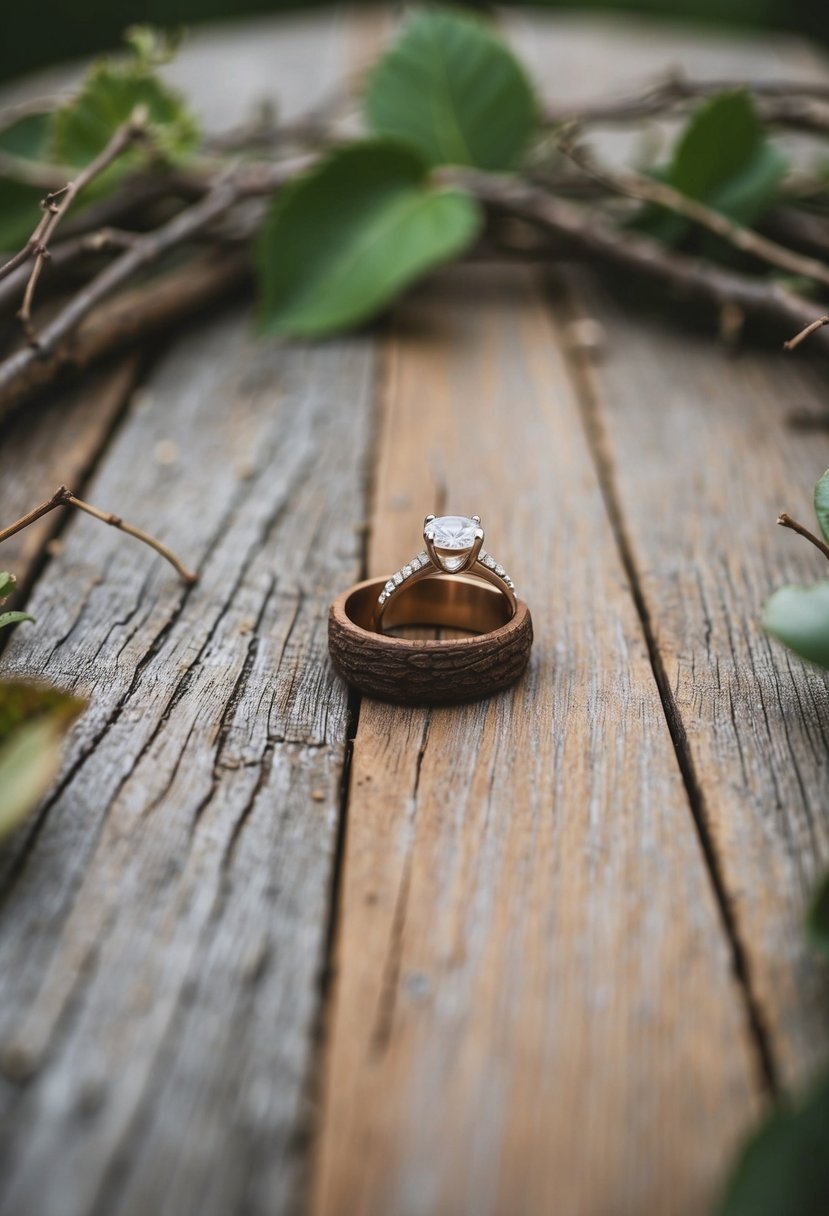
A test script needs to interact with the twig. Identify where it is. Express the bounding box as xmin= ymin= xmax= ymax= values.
xmin=0 ymin=485 xmax=198 ymax=584
xmin=13 ymin=107 xmax=149 ymax=343
xmin=0 ymin=228 xmax=138 ymax=313
xmin=777 ymin=513 xmax=829 ymax=563
xmin=559 ymin=138 xmax=829 ymax=292
xmin=0 ymin=248 xmax=249 ymax=418
xmin=458 ymin=172 xmax=829 ymax=351
xmin=545 ymin=74 xmax=829 ymax=127
xmin=0 ymin=154 xmax=313 ymax=406
xmin=784 ymin=316 xmax=829 ymax=352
